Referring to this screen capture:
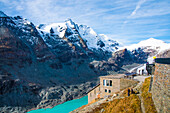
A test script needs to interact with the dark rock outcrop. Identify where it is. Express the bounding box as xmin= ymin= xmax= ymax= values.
xmin=157 ymin=49 xmax=170 ymax=58
xmin=108 ymin=48 xmax=148 ymax=67
xmin=0 ymin=11 xmax=159 ymax=113
xmin=0 ymin=12 xmax=123 ymax=112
